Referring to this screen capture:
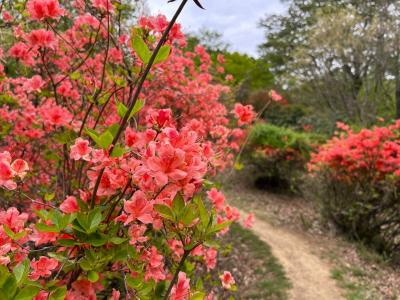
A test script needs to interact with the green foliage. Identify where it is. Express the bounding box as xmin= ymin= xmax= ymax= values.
xmin=261 ymin=103 xmax=309 ymax=128
xmin=306 ymin=175 xmax=400 ymax=260
xmin=249 ymin=123 xmax=324 ymax=157
xmin=222 ymin=53 xmax=274 ymax=91
xmin=0 ymin=265 xmax=41 ymax=300
xmin=131 ymin=35 xmax=151 ymax=64
xmin=186 ymin=29 xmax=274 ymax=94
xmin=246 ymin=123 xmax=324 ymax=193
xmin=259 ymin=0 xmax=400 ymax=128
